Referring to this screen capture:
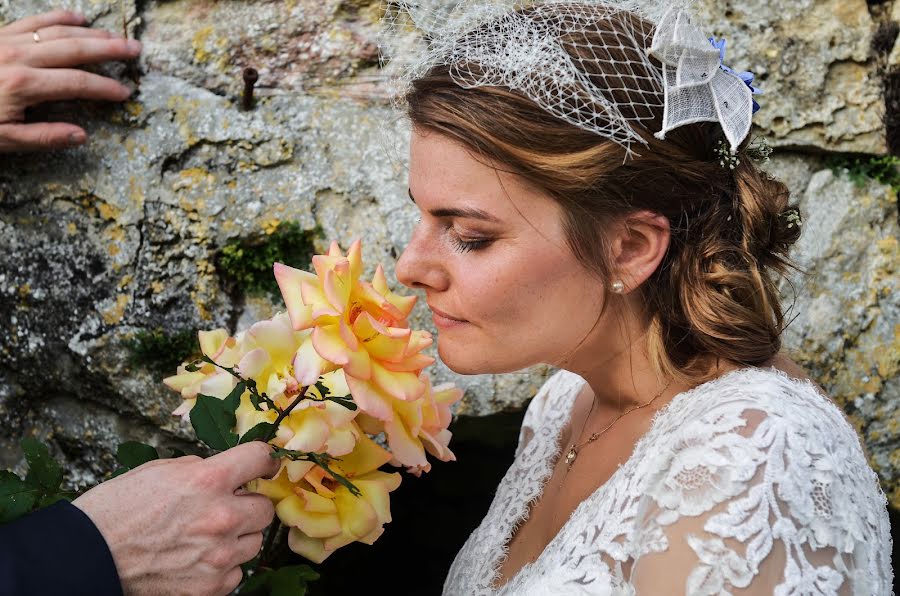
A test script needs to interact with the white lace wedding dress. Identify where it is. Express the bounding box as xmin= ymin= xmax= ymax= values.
xmin=444 ymin=367 xmax=894 ymax=595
